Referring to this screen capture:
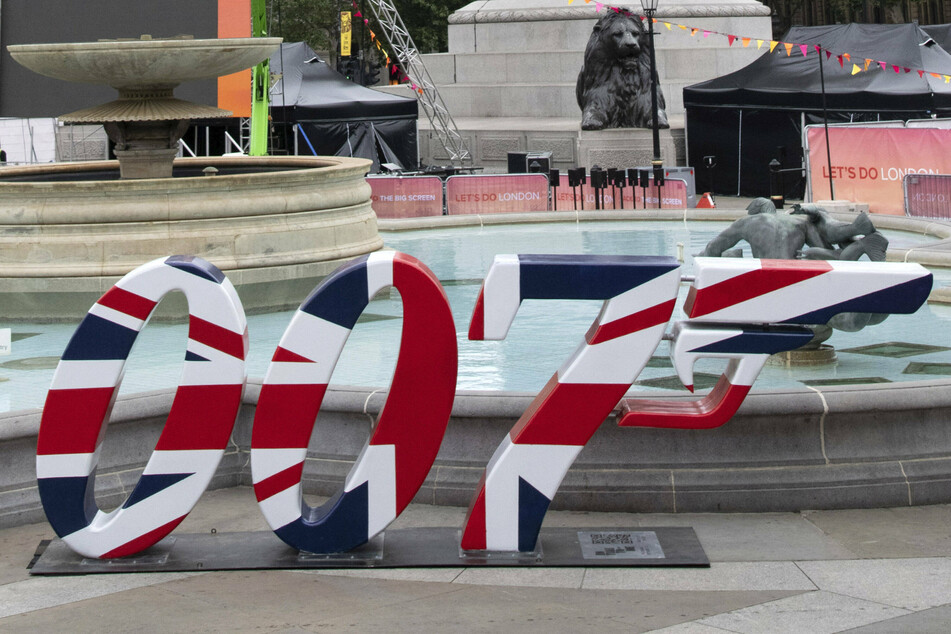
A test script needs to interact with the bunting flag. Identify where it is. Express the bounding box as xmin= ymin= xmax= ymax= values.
xmin=561 ymin=1 xmax=951 ymax=87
